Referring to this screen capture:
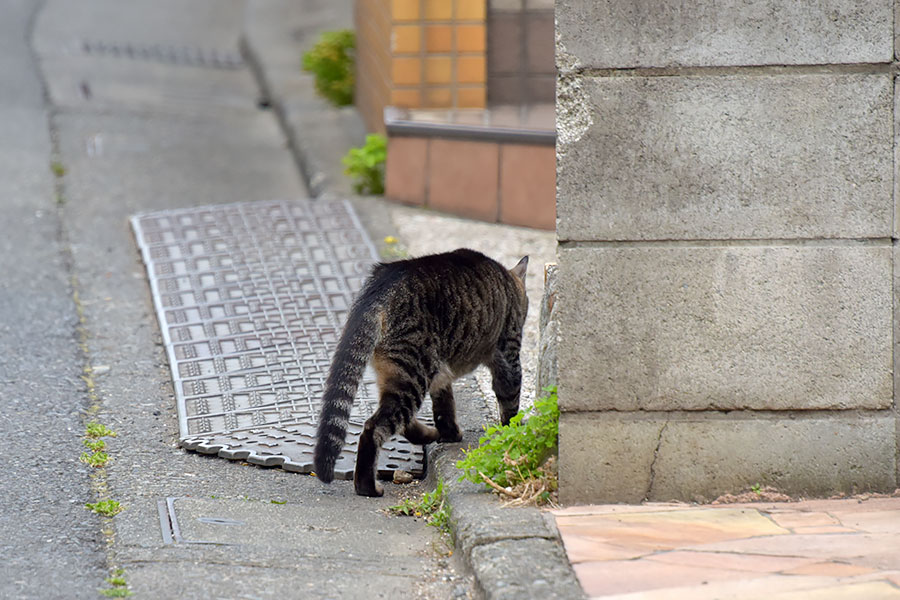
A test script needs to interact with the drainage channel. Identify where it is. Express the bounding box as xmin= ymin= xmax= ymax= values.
xmin=132 ymin=199 xmax=429 ymax=480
